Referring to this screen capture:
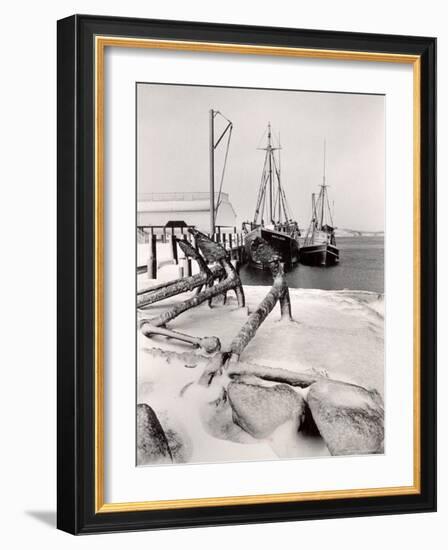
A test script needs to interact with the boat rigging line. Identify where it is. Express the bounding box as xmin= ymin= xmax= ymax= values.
xmin=209 ymin=109 xmax=233 ymax=233
xmin=253 ymin=123 xmax=293 ymax=227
